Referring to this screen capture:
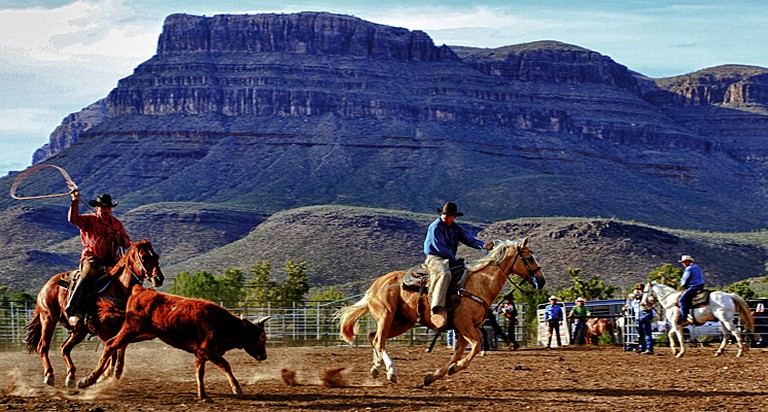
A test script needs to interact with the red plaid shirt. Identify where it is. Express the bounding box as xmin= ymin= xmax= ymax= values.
xmin=69 ymin=201 xmax=131 ymax=265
